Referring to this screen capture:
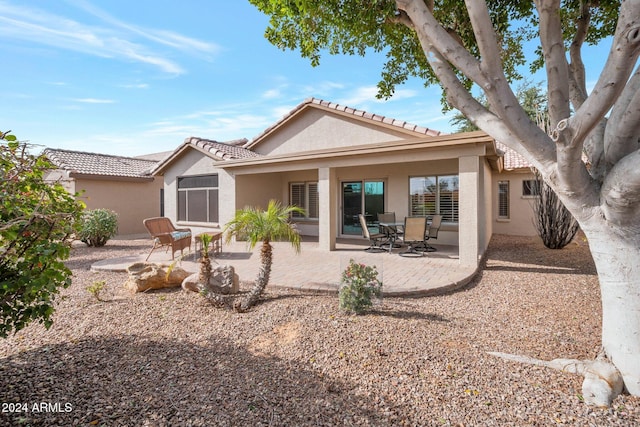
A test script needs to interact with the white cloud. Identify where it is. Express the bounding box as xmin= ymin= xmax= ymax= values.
xmin=0 ymin=1 xmax=218 ymax=75
xmin=262 ymin=89 xmax=281 ymax=99
xmin=72 ymin=98 xmax=116 ymax=104
xmin=119 ymin=83 xmax=149 ymax=89
xmin=338 ymin=85 xmax=418 ymax=107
